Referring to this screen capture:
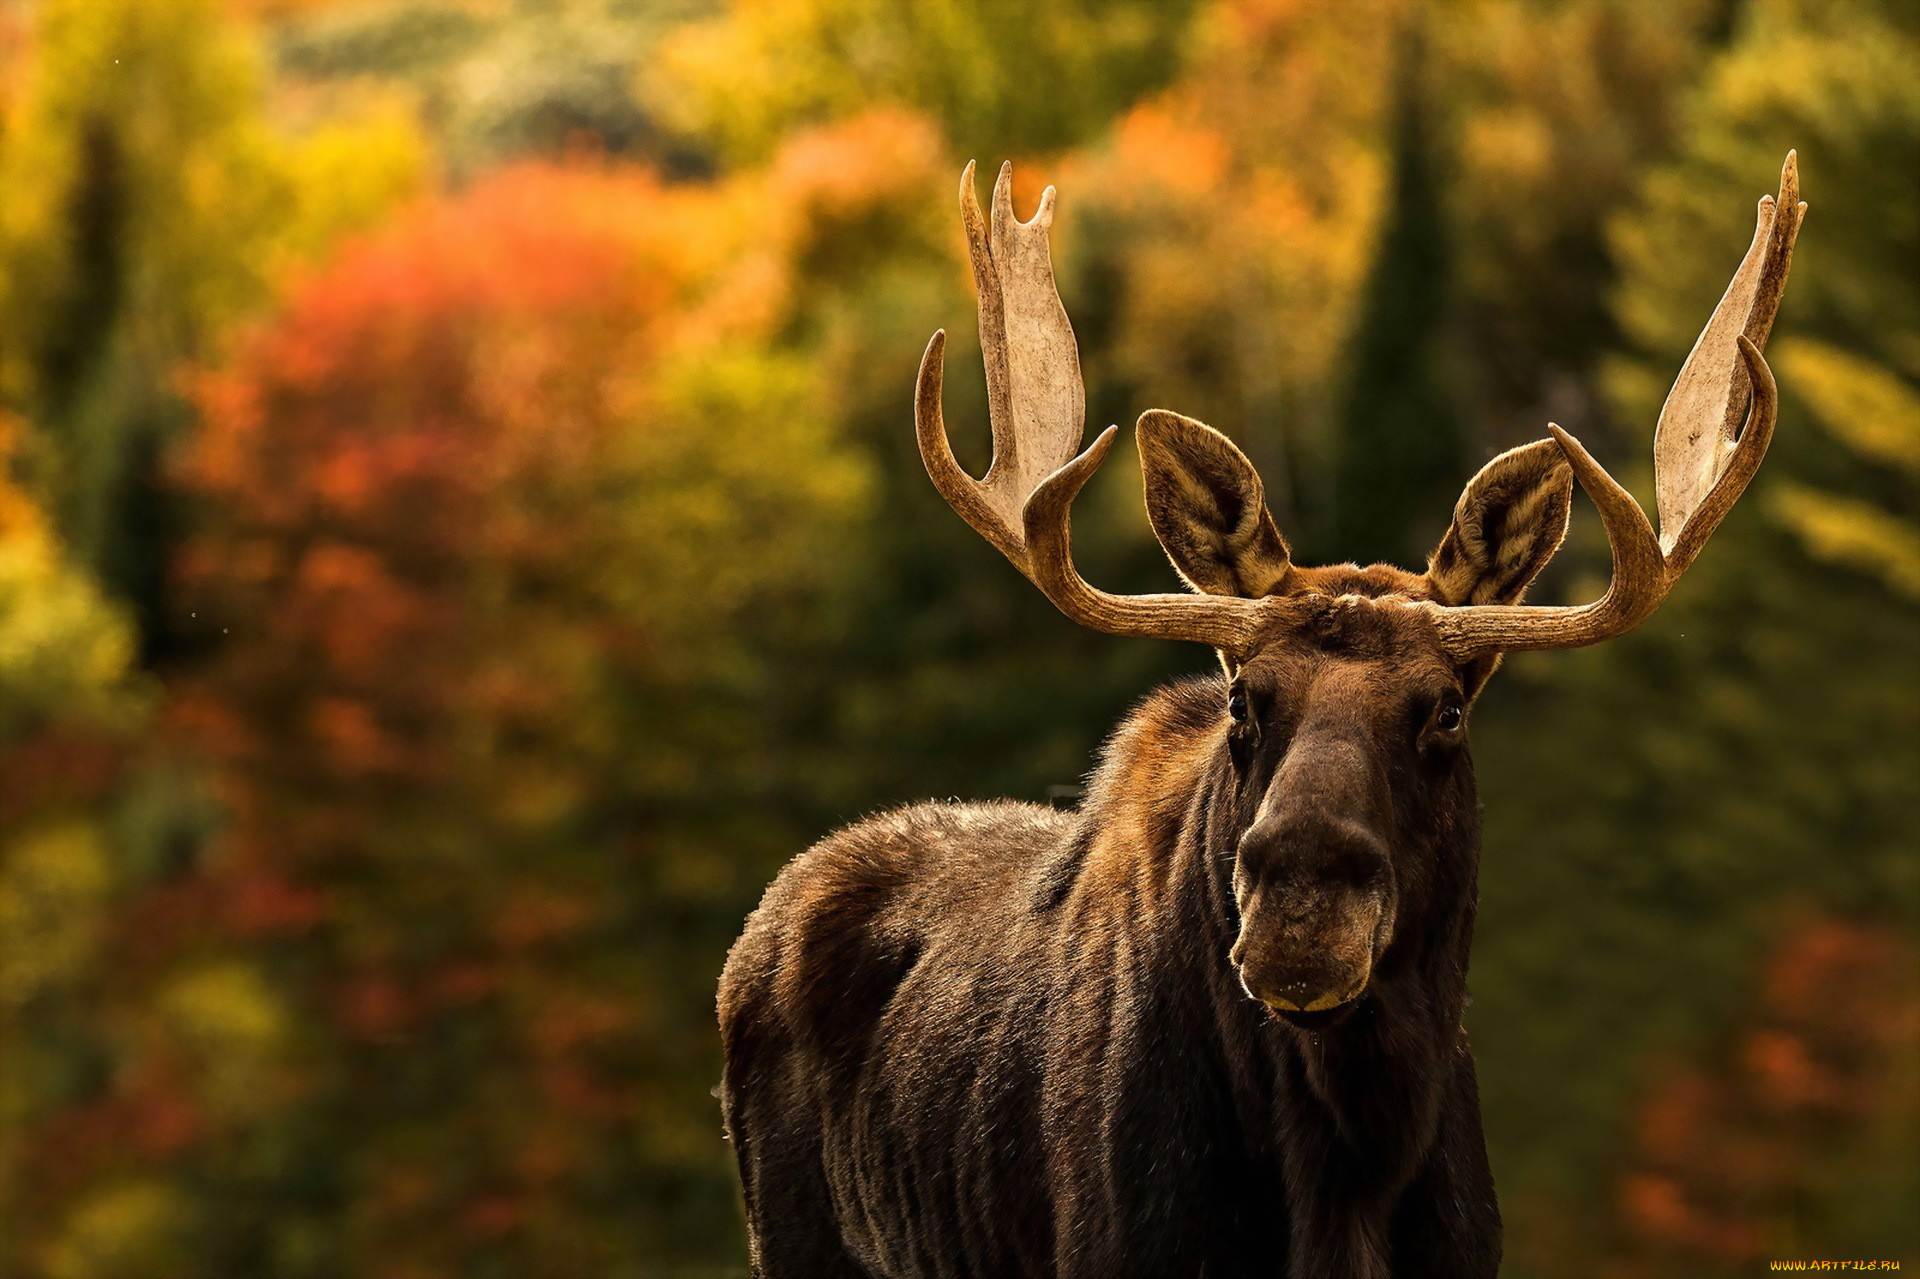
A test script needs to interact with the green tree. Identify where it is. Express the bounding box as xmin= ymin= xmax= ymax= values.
xmin=266 ymin=0 xmax=713 ymax=176
xmin=1441 ymin=0 xmax=1718 ymax=438
xmin=1330 ymin=25 xmax=1464 ymax=565
xmin=0 ymin=0 xmax=421 ymax=658
xmin=1465 ymin=1 xmax=1920 ymax=1272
